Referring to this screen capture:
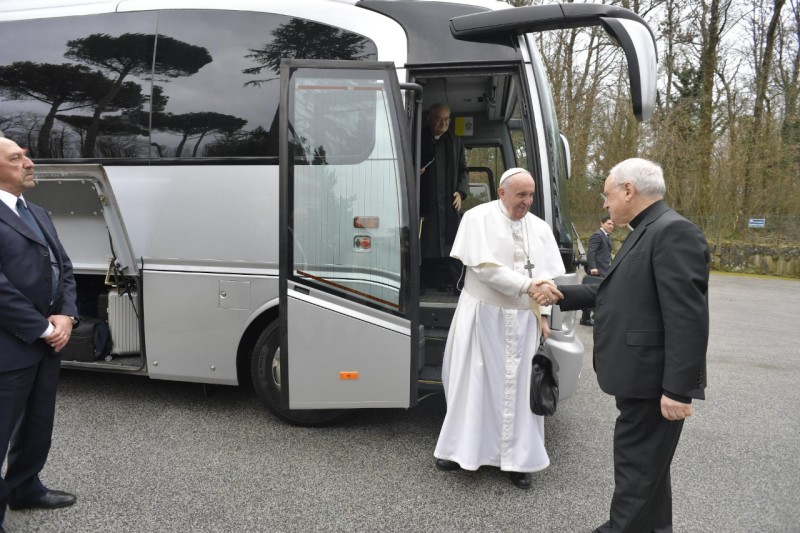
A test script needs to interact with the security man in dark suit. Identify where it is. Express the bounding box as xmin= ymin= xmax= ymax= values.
xmin=580 ymin=215 xmax=615 ymax=326
xmin=532 ymin=158 xmax=709 ymax=533
xmin=0 ymin=136 xmax=78 ymax=532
